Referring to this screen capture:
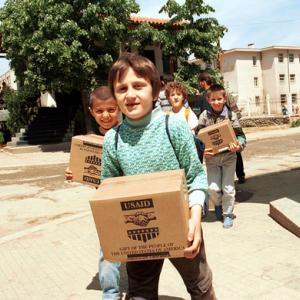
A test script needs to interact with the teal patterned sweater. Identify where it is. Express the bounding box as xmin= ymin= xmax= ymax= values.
xmin=101 ymin=107 xmax=207 ymax=207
